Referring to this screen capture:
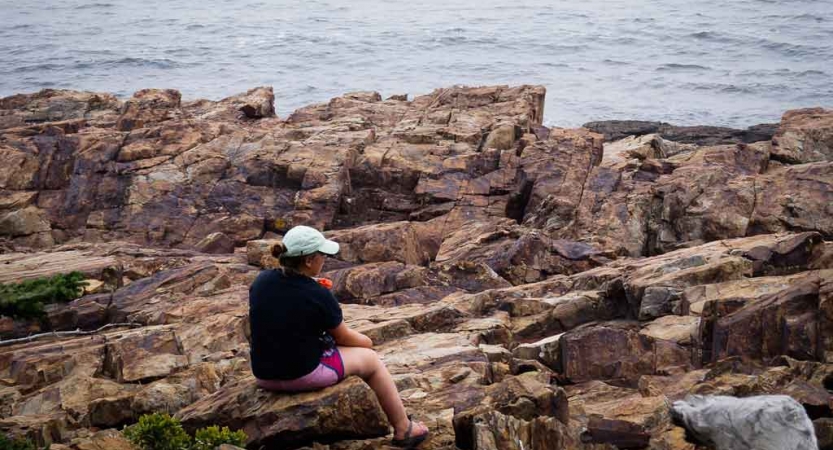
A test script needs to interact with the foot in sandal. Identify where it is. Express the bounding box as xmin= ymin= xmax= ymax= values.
xmin=391 ymin=418 xmax=430 ymax=448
